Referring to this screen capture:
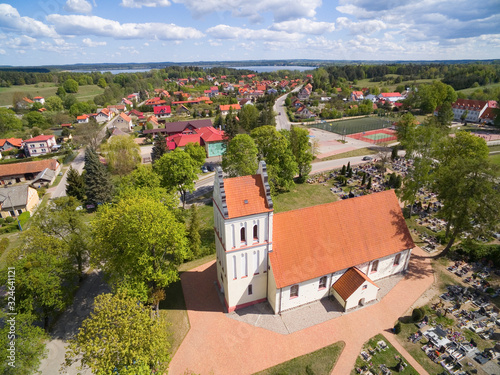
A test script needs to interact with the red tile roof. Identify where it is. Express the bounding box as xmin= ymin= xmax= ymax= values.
xmin=223 ymin=175 xmax=273 ymax=219
xmin=0 ymin=159 xmax=59 ymax=179
xmin=76 ymin=114 xmax=89 ymax=120
xmin=169 ymin=133 xmax=201 ymax=148
xmin=332 ymin=267 xmax=379 ymax=300
xmin=24 ymin=135 xmax=55 ymax=143
xmin=119 ymin=112 xmax=131 ymax=122
xmin=270 ymin=190 xmax=414 ymax=288
xmin=154 ymin=106 xmax=172 ymax=115
xmin=195 ymin=126 xmax=225 ymax=143
xmin=380 ymin=92 xmax=402 ymax=97
xmin=0 ymin=138 xmax=23 ymax=148
xmin=219 ymin=104 xmax=241 ymax=112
